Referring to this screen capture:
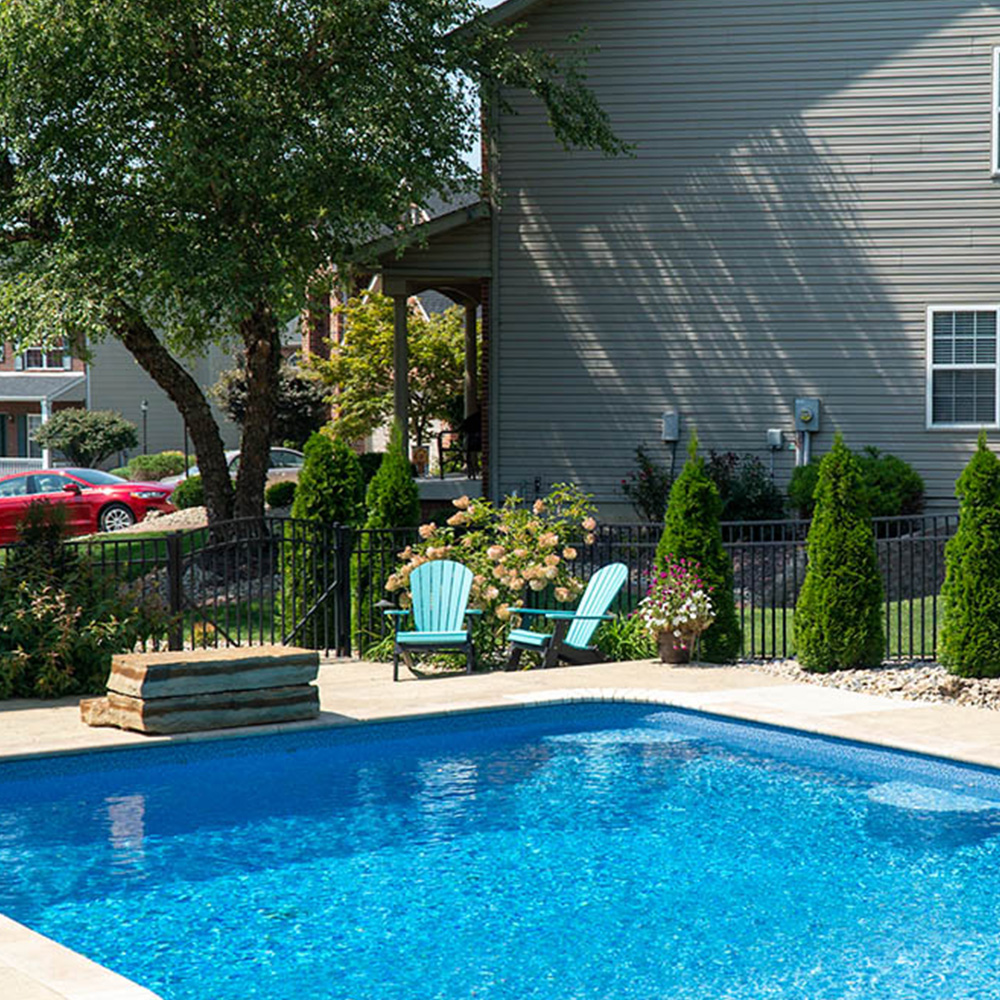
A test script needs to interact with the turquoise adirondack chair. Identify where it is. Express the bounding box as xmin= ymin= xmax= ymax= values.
xmin=505 ymin=562 xmax=628 ymax=670
xmin=385 ymin=559 xmax=482 ymax=681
